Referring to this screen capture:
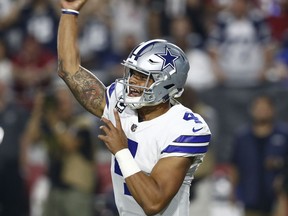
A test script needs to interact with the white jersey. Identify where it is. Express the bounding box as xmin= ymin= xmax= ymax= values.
xmin=103 ymin=83 xmax=211 ymax=216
